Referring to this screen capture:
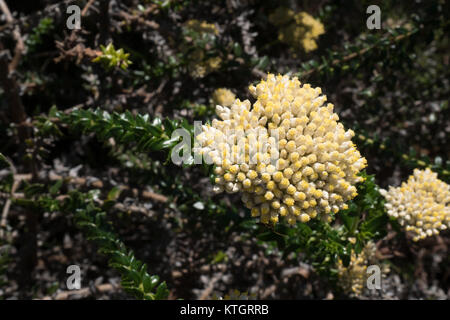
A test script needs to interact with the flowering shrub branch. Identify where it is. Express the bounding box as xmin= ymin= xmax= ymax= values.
xmin=296 ymin=25 xmax=420 ymax=80
xmin=45 ymin=108 xmax=191 ymax=160
xmin=38 ymin=98 xmax=390 ymax=287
